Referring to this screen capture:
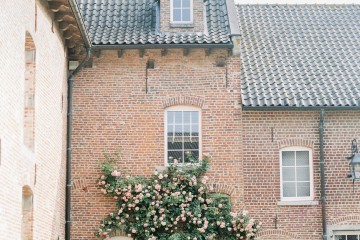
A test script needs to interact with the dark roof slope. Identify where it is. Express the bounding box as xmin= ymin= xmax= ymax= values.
xmin=237 ymin=4 xmax=360 ymax=109
xmin=77 ymin=0 xmax=231 ymax=45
